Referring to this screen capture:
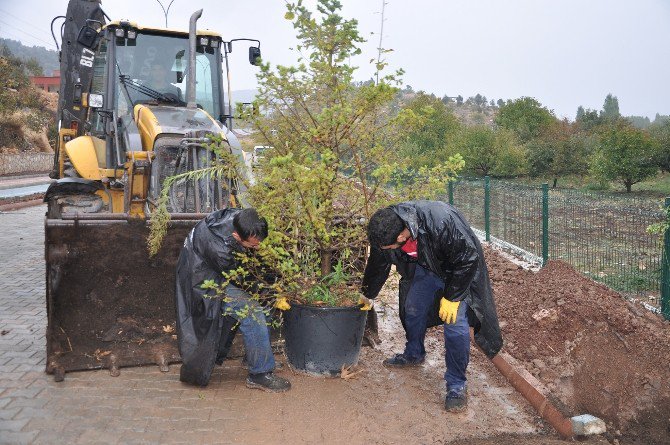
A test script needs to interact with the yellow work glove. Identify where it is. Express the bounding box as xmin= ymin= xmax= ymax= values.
xmin=358 ymin=296 xmax=373 ymax=311
xmin=275 ymin=297 xmax=291 ymax=311
xmin=438 ymin=298 xmax=460 ymax=324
